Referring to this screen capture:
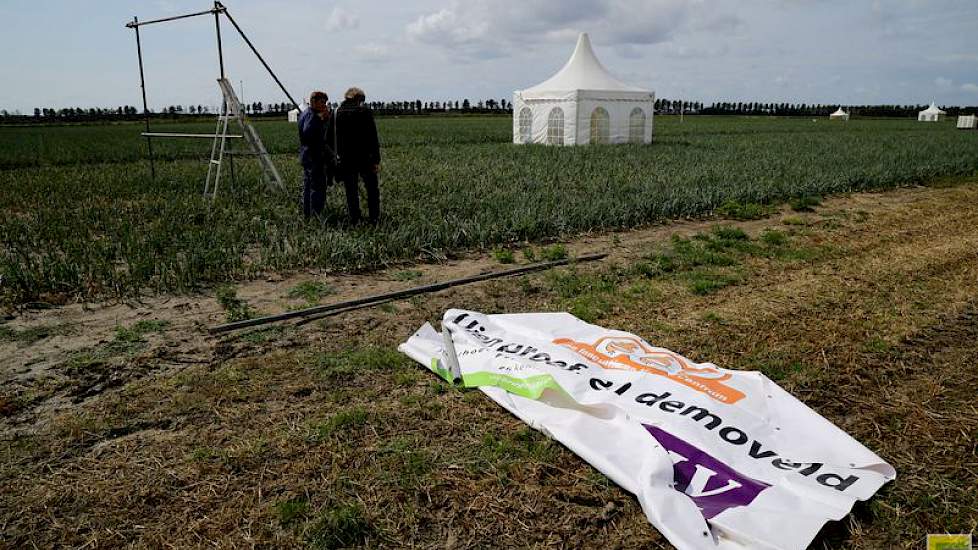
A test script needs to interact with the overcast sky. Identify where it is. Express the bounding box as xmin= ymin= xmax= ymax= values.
xmin=1 ymin=0 xmax=977 ymax=112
